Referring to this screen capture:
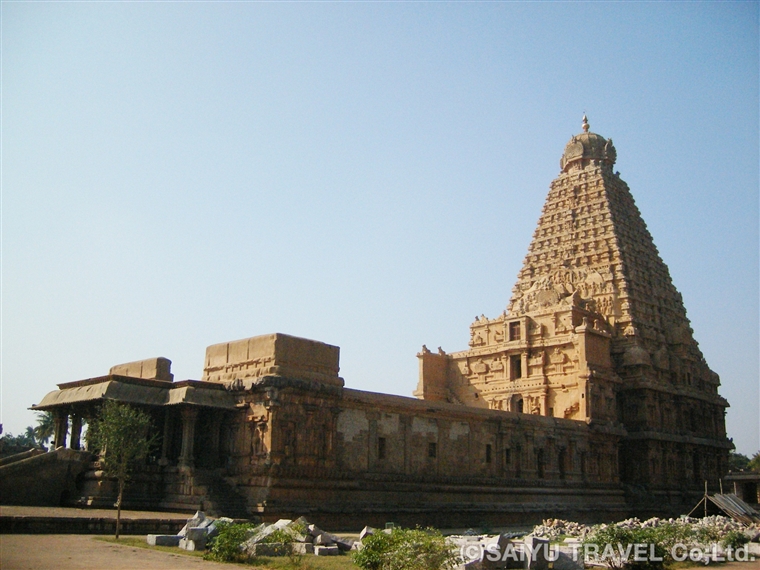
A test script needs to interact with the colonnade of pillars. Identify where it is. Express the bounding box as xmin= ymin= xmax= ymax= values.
xmin=53 ymin=406 xmax=223 ymax=467
xmin=50 ymin=405 xmax=218 ymax=470
xmin=159 ymin=407 xmax=200 ymax=468
xmin=164 ymin=407 xmax=224 ymax=469
xmin=52 ymin=409 xmax=83 ymax=450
